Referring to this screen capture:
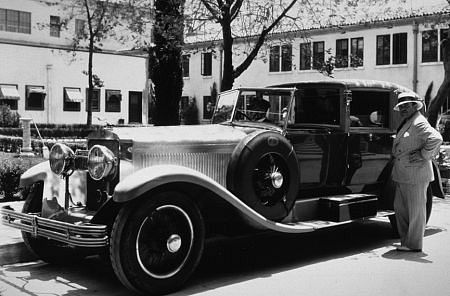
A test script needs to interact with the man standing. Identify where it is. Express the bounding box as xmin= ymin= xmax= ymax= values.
xmin=392 ymin=92 xmax=442 ymax=252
